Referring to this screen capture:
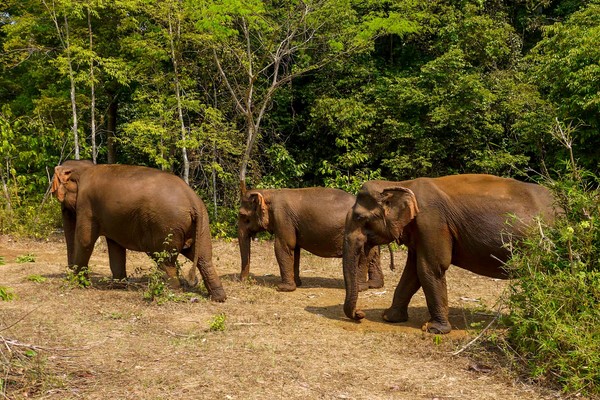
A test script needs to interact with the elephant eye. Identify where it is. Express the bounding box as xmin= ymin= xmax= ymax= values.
xmin=354 ymin=213 xmax=367 ymax=222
